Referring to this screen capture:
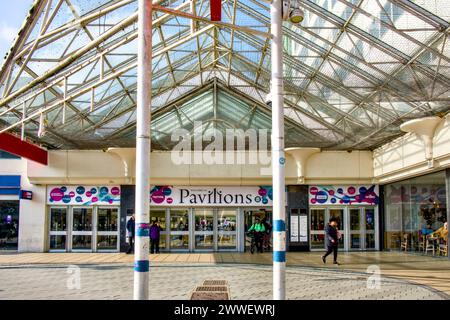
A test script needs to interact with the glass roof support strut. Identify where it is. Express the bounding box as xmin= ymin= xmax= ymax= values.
xmin=134 ymin=0 xmax=152 ymax=301
xmin=271 ymin=0 xmax=286 ymax=301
